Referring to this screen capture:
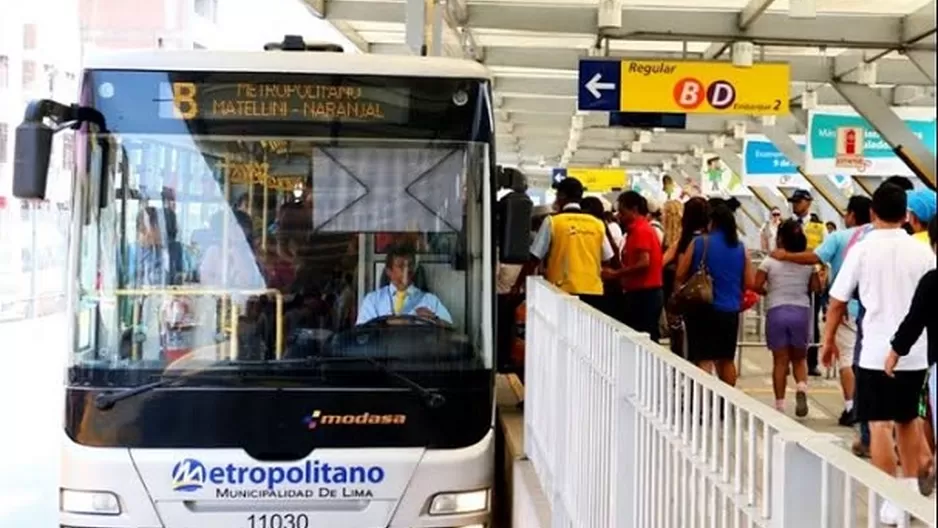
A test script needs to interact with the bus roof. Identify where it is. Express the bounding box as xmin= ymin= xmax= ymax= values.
xmin=82 ymin=50 xmax=491 ymax=80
